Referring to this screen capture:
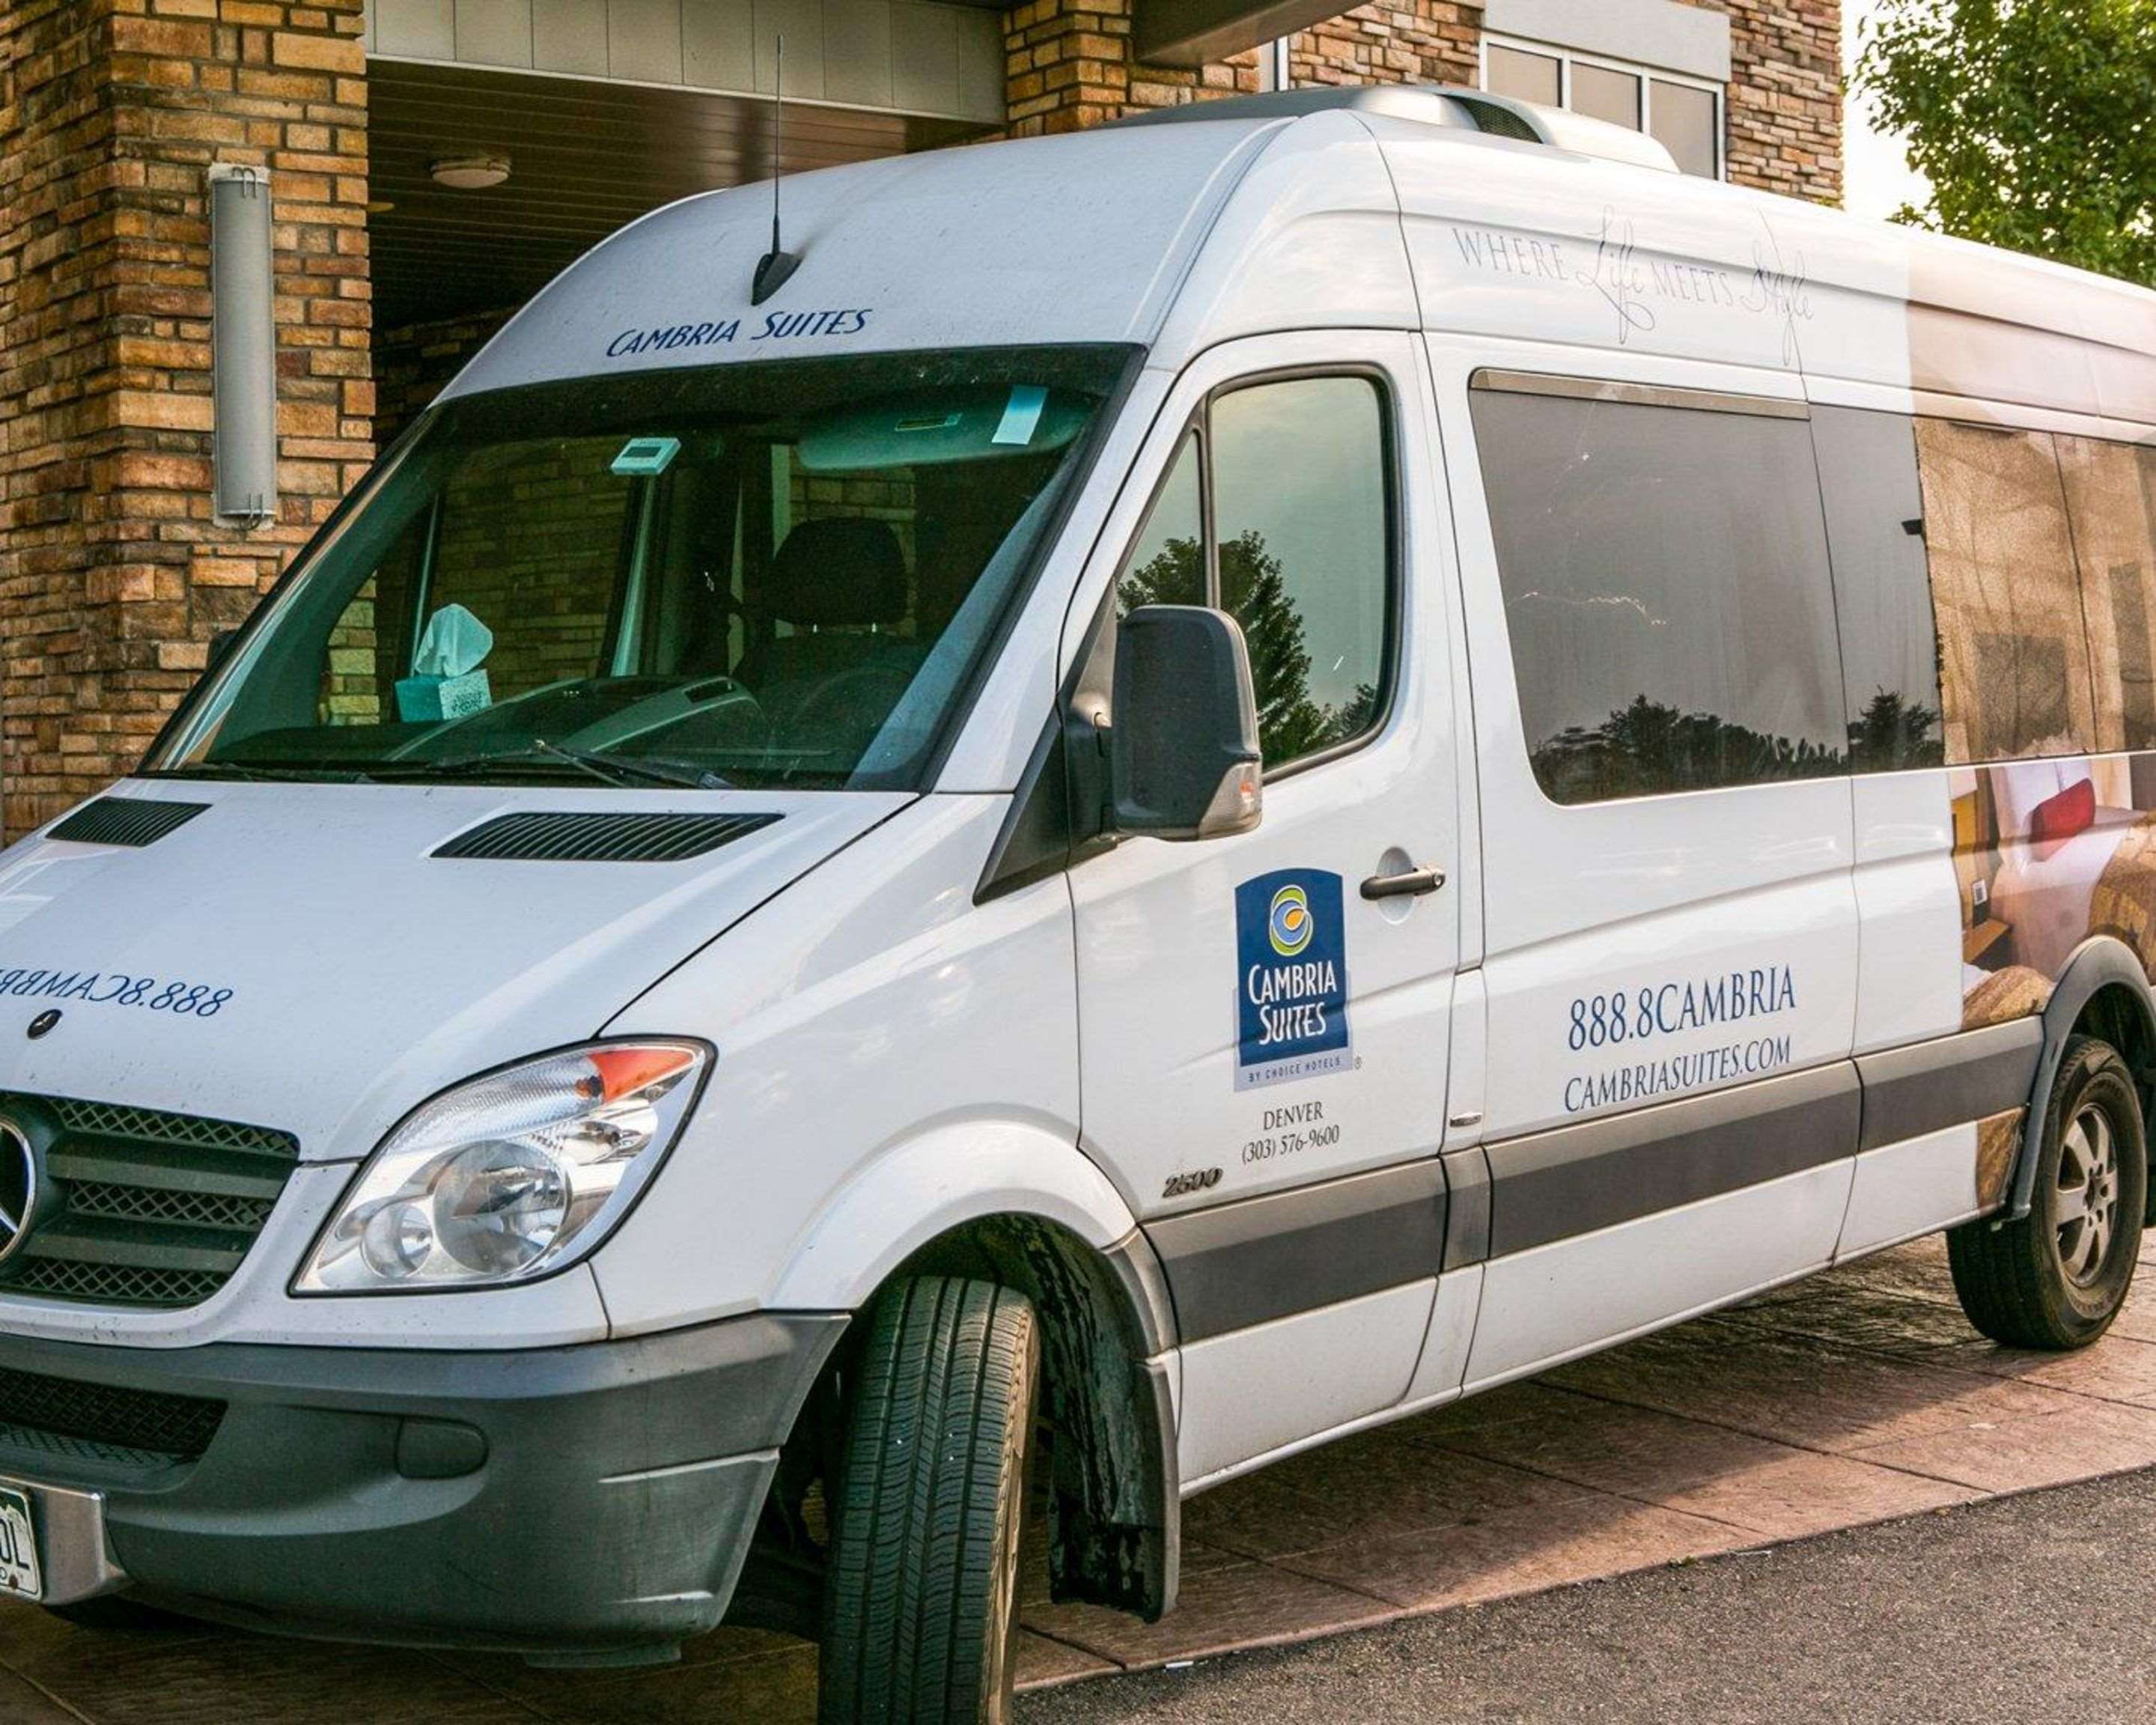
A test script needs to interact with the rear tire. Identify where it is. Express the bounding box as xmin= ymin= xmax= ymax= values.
xmin=818 ymin=1276 xmax=1039 ymax=1725
xmin=1949 ymin=1034 xmax=2146 ymax=1349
